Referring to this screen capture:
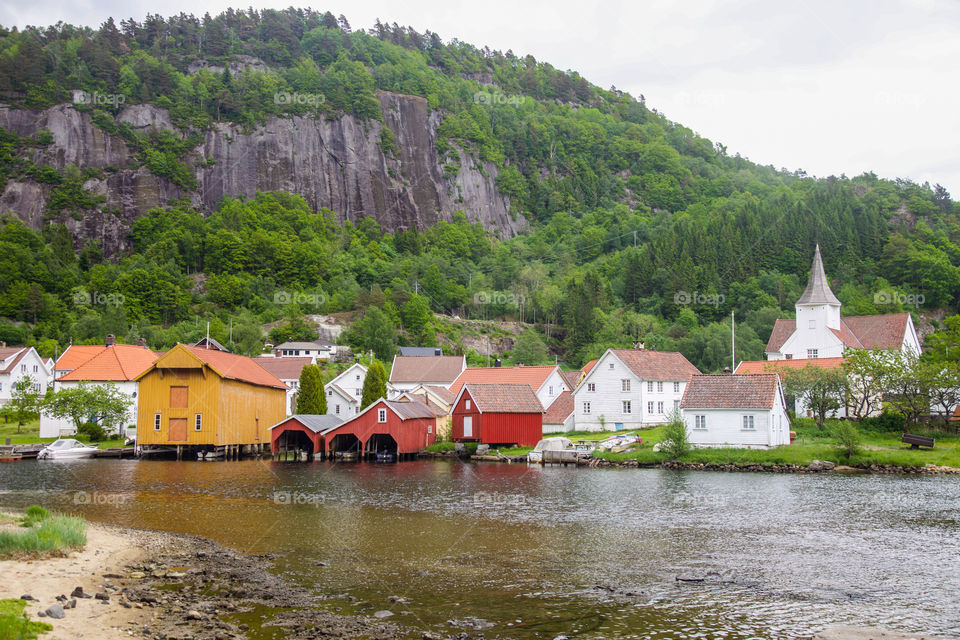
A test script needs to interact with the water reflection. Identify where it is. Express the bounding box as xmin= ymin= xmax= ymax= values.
xmin=1 ymin=459 xmax=958 ymax=639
